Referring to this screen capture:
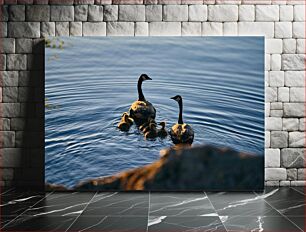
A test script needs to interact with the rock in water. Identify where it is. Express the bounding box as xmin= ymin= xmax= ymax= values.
xmin=75 ymin=145 xmax=264 ymax=191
